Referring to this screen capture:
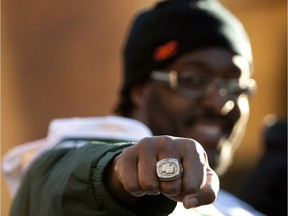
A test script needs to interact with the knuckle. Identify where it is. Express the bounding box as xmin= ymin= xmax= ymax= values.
xmin=124 ymin=182 xmax=140 ymax=194
xmin=137 ymin=137 xmax=155 ymax=151
xmin=138 ymin=136 xmax=151 ymax=144
xmin=162 ymin=184 xmax=181 ymax=196
xmin=158 ymin=136 xmax=176 ymax=152
xmin=183 ymin=139 xmax=197 ymax=150
xmin=139 ymin=135 xmax=176 ymax=154
xmin=184 ymin=185 xmax=199 ymax=195
xmin=159 ymin=135 xmax=173 ymax=142
xmin=141 ymin=182 xmax=159 ymax=194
